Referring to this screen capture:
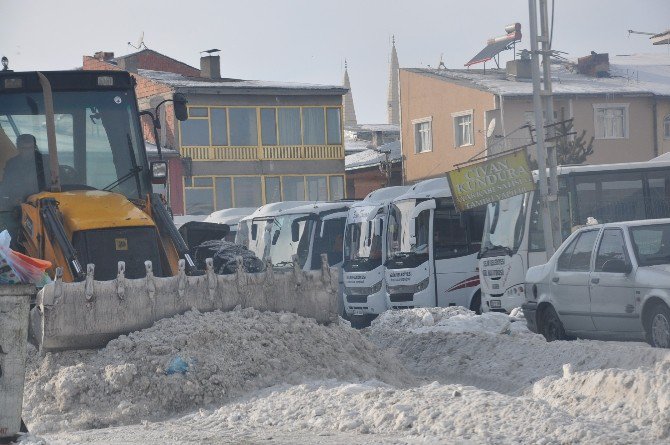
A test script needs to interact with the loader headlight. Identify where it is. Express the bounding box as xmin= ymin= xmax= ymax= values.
xmin=345 ymin=280 xmax=382 ymax=296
